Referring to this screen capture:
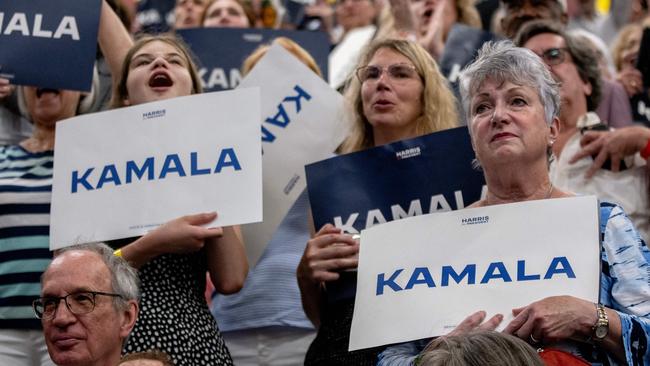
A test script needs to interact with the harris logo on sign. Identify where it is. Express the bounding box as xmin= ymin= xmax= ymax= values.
xmin=395 ymin=146 xmax=421 ymax=160
xmin=142 ymin=109 xmax=166 ymax=120
xmin=461 ymin=216 xmax=489 ymax=225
